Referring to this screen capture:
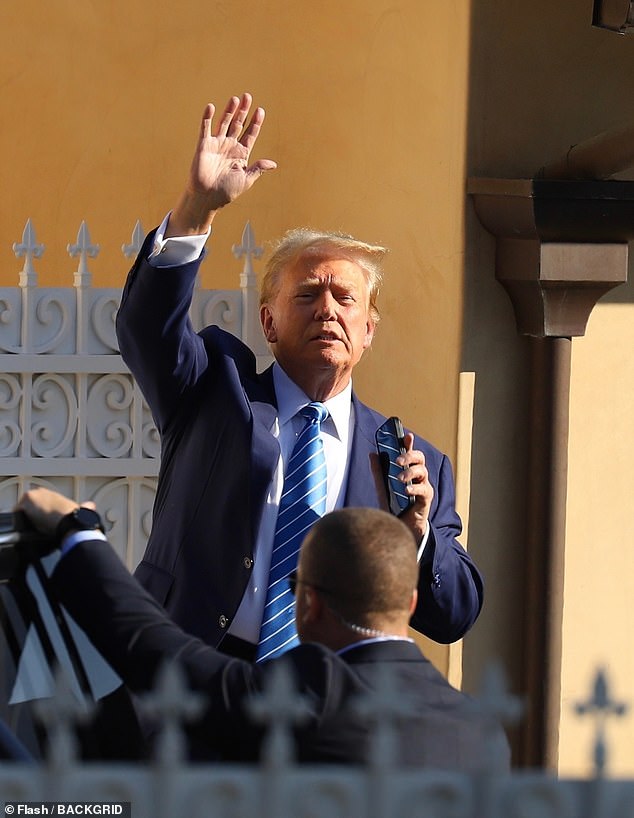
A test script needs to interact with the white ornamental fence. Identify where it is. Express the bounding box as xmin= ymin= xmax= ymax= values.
xmin=0 ymin=662 xmax=631 ymax=818
xmin=0 ymin=218 xmax=272 ymax=570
